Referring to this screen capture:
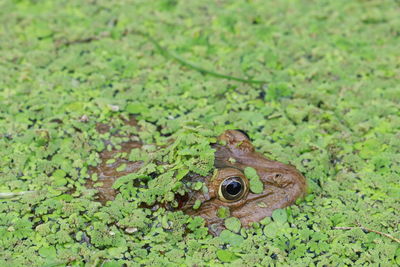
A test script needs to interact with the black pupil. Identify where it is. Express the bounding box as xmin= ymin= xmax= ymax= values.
xmin=226 ymin=181 xmax=242 ymax=196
